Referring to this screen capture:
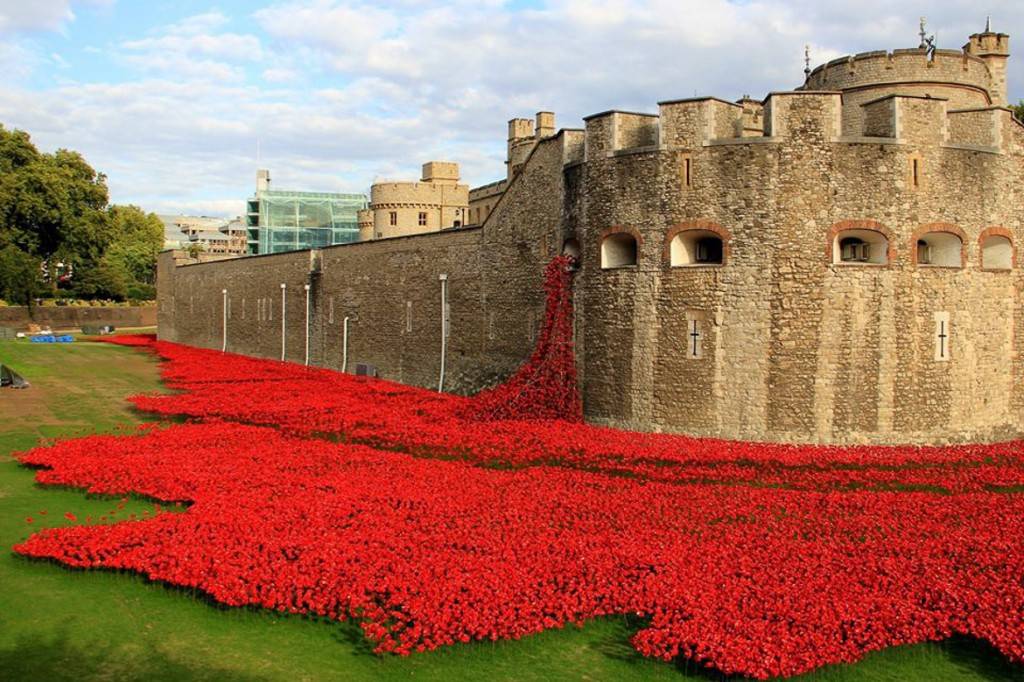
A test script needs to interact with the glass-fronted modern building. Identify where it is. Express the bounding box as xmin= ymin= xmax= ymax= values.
xmin=246 ymin=171 xmax=368 ymax=255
